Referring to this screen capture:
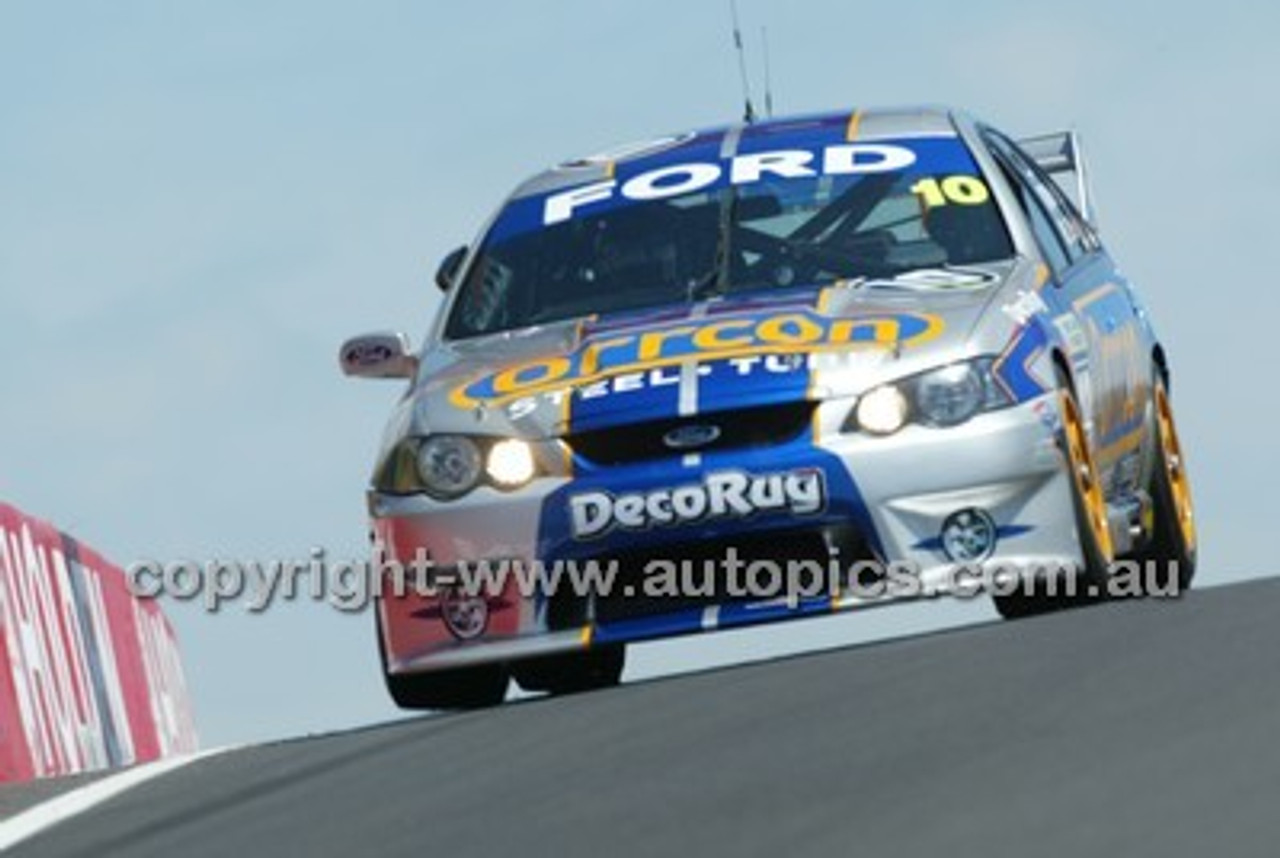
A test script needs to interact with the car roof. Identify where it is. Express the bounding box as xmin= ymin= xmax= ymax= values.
xmin=508 ymin=105 xmax=967 ymax=201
